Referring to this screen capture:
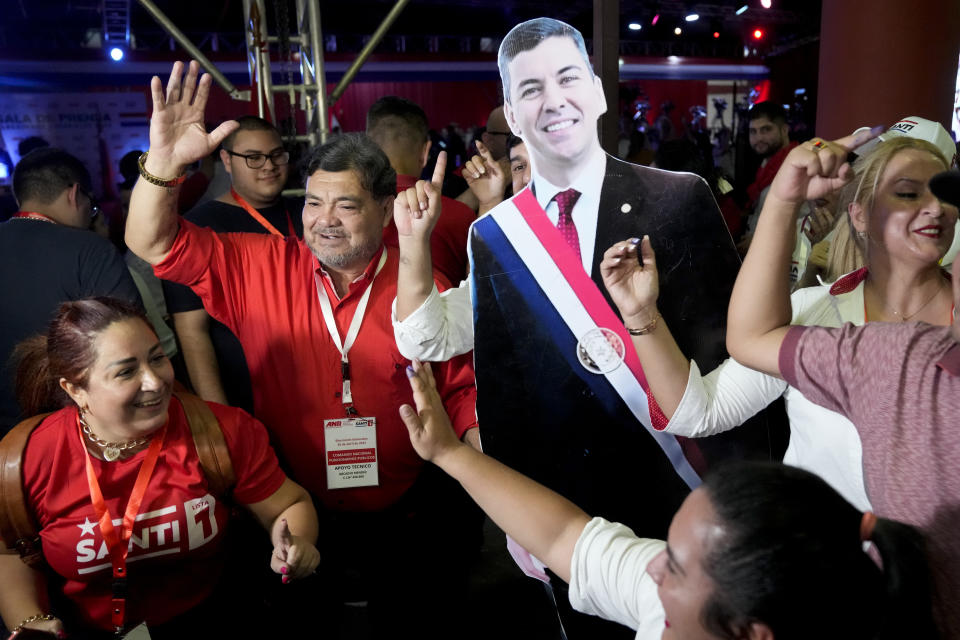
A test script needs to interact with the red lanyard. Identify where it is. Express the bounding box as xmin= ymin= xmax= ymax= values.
xmin=78 ymin=413 xmax=166 ymax=633
xmin=12 ymin=211 xmax=56 ymax=223
xmin=230 ymin=188 xmax=295 ymax=237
